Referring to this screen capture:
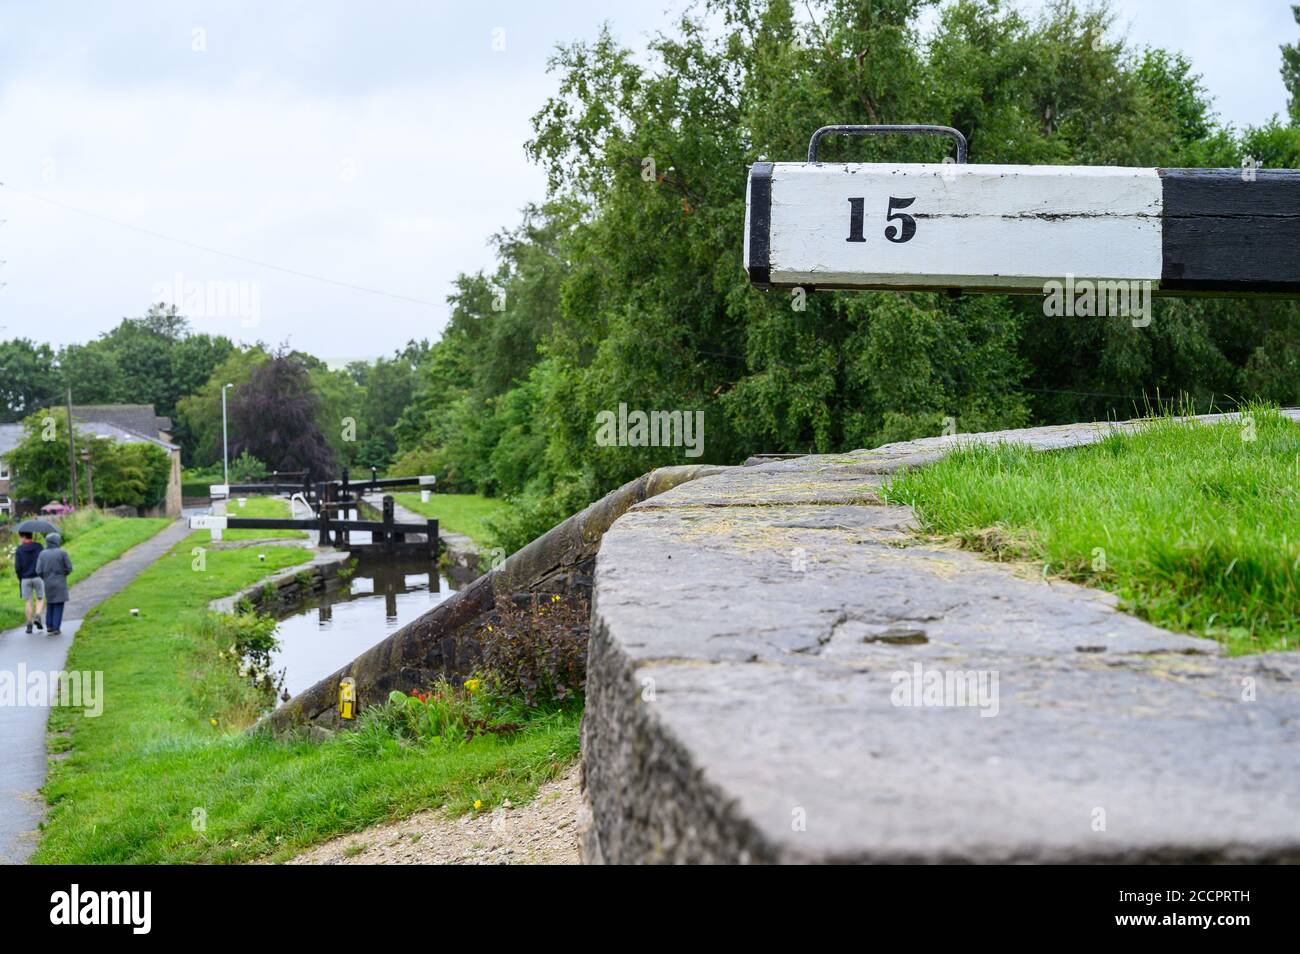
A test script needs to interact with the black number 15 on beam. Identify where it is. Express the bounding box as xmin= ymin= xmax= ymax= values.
xmin=847 ymin=196 xmax=917 ymax=244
